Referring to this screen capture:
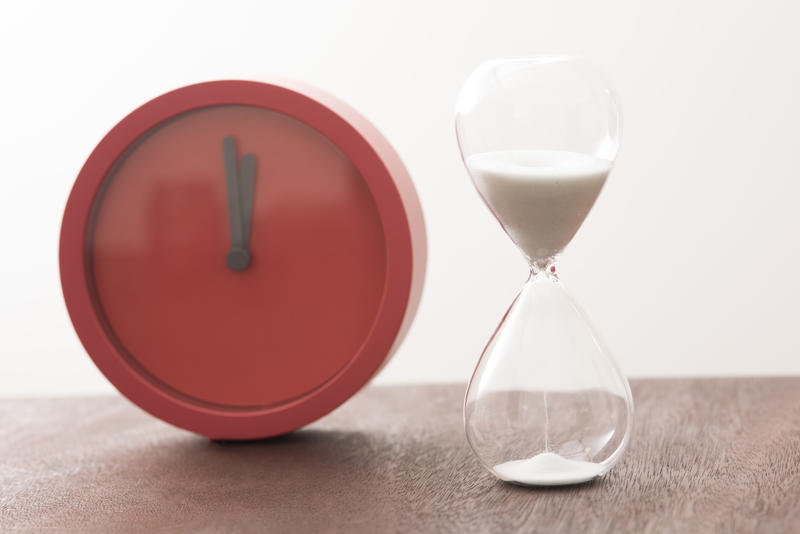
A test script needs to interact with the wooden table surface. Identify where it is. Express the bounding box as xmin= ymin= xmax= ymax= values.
xmin=1 ymin=378 xmax=799 ymax=533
